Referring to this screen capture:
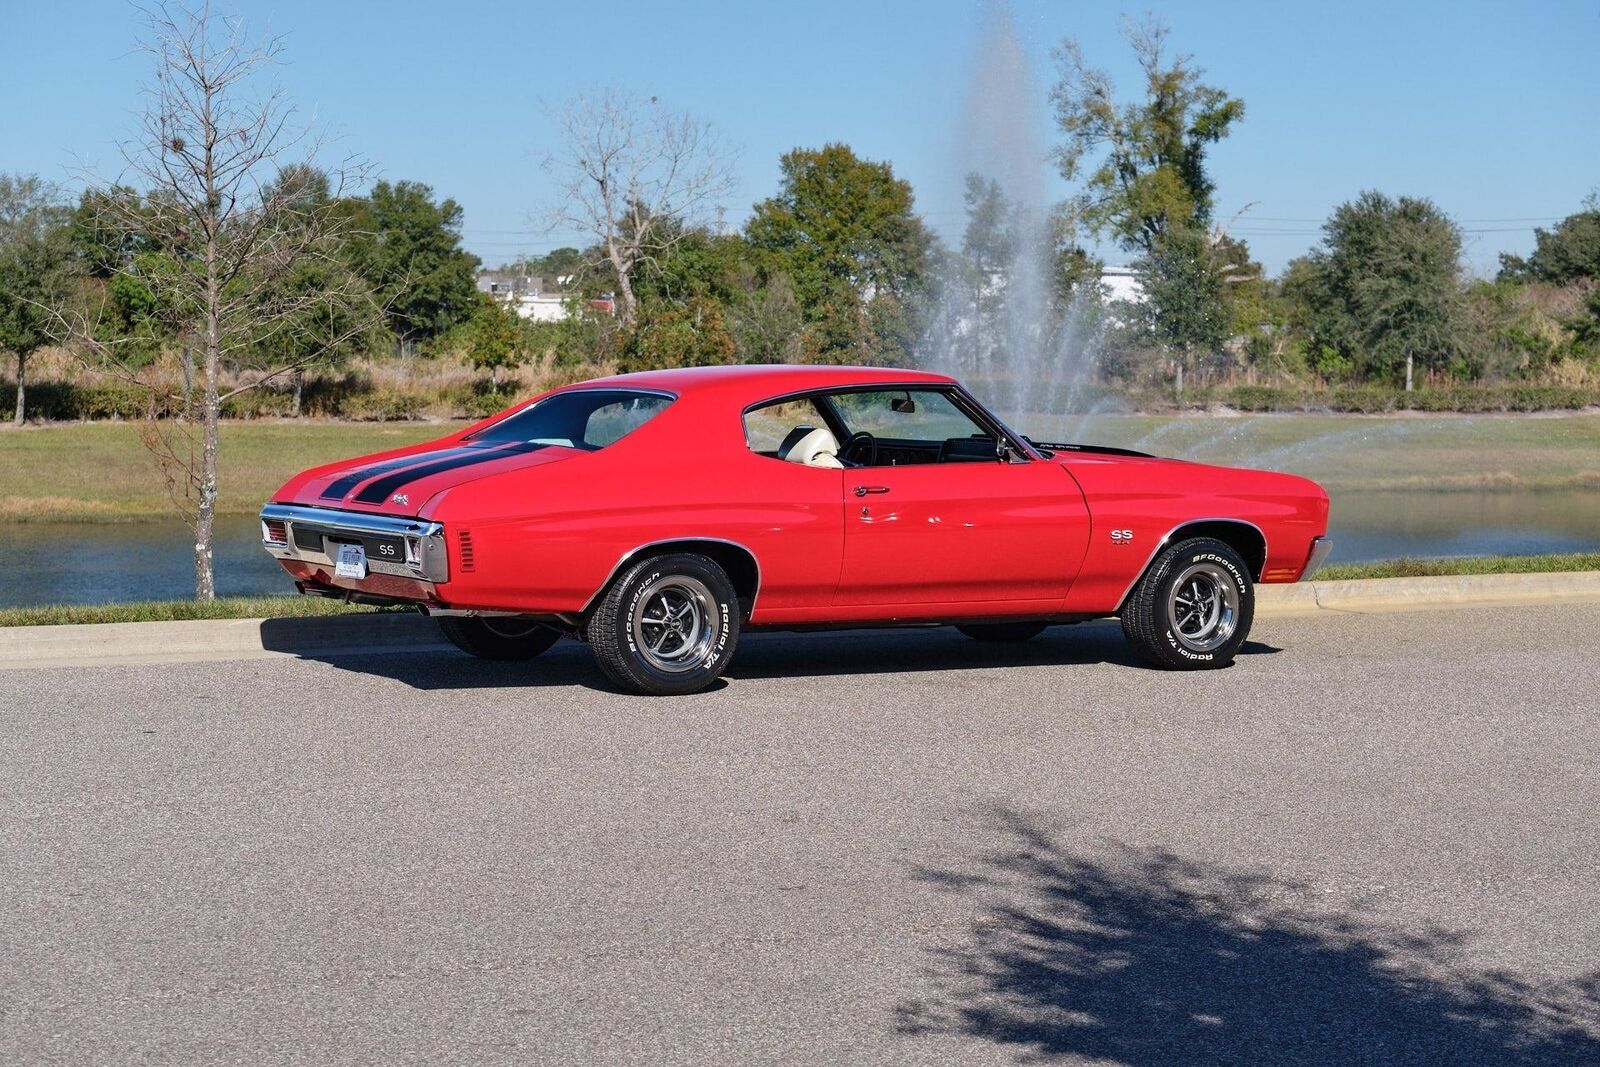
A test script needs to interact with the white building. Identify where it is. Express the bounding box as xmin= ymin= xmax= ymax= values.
xmin=1099 ymin=265 xmax=1145 ymax=305
xmin=476 ymin=271 xmax=574 ymax=322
